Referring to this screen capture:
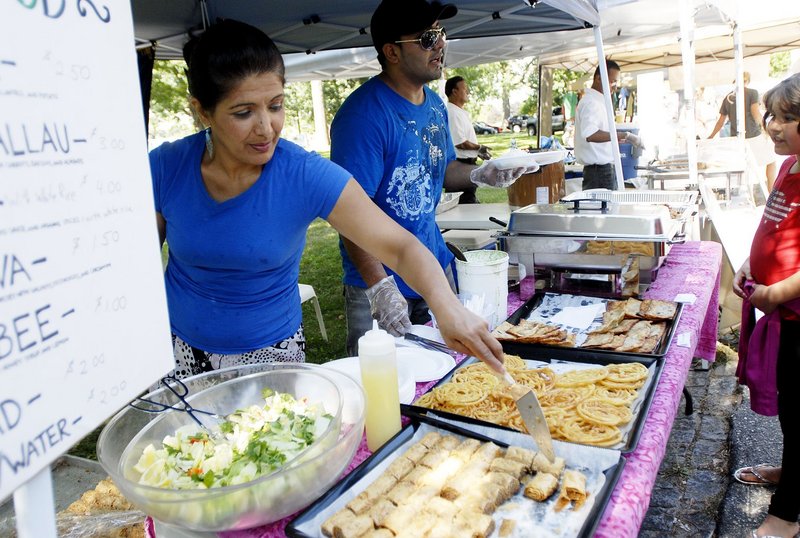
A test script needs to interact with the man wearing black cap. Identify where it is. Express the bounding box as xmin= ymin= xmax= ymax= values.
xmin=331 ymin=0 xmax=534 ymax=354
